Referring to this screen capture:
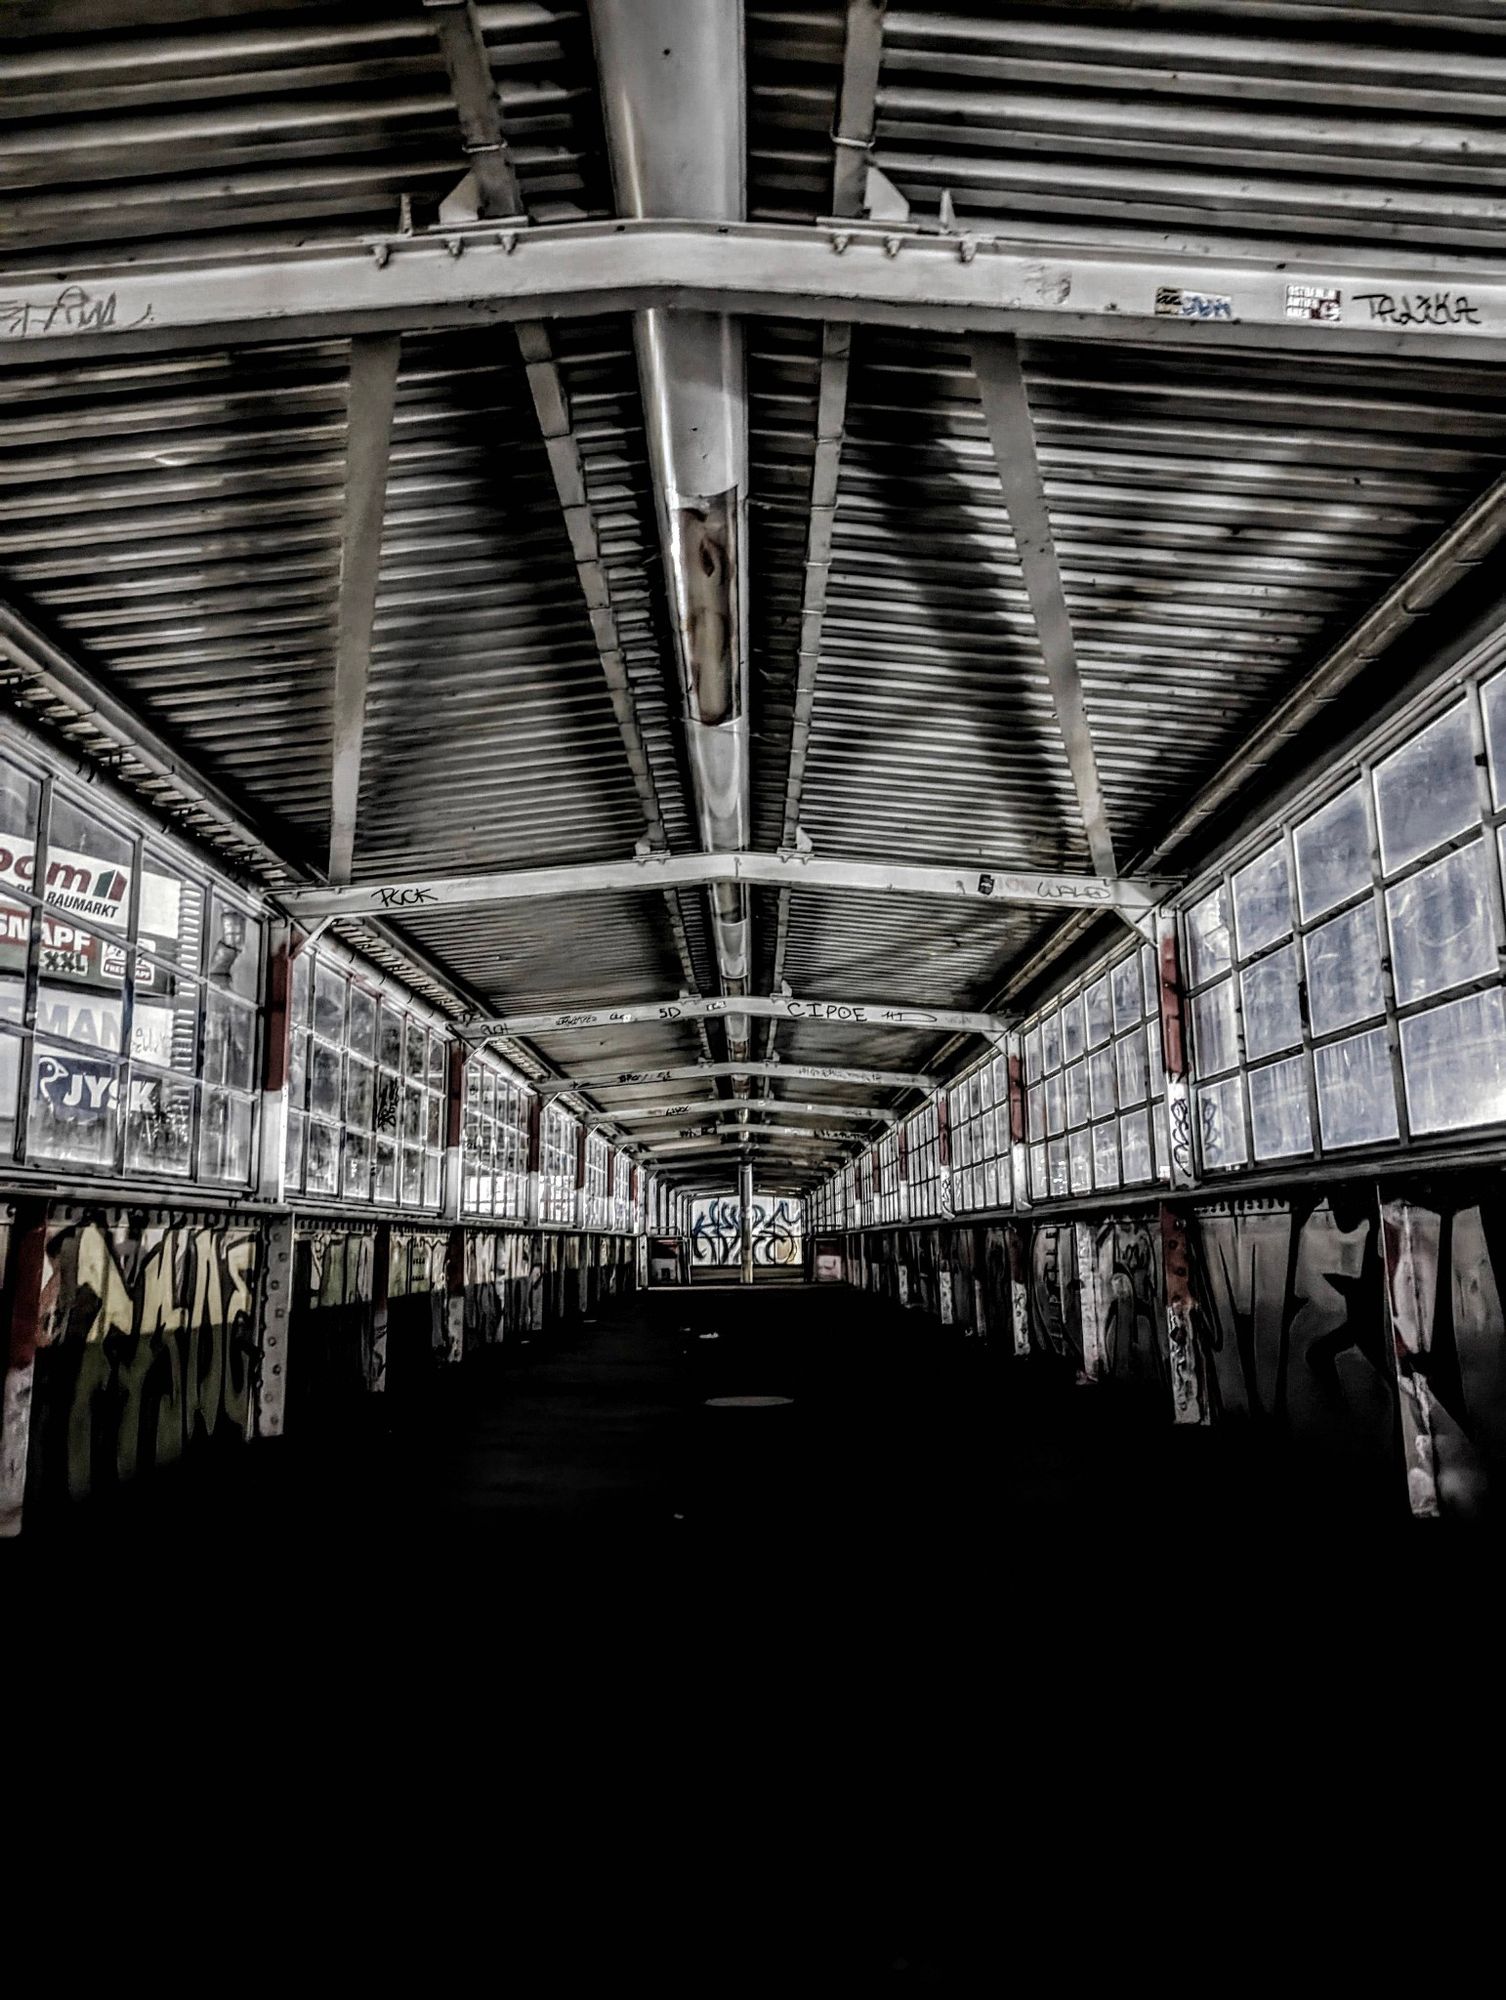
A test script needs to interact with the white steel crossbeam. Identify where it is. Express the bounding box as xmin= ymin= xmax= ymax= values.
xmin=5 ymin=223 xmax=1506 ymax=363
xmin=465 ymin=992 xmax=1010 ymax=1039
xmin=276 ymin=848 xmax=1161 ymax=923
